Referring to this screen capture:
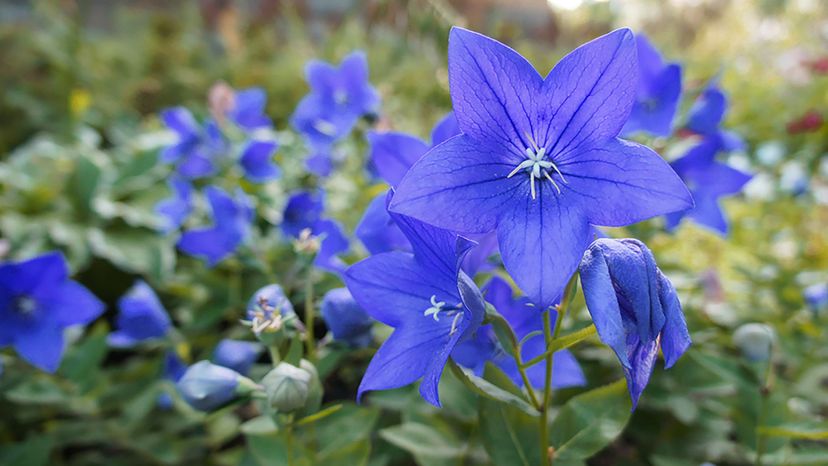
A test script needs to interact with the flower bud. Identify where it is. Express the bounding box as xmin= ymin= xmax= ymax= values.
xmin=732 ymin=323 xmax=774 ymax=362
xmin=321 ymin=288 xmax=373 ymax=348
xmin=298 ymin=359 xmax=323 ymax=416
xmin=177 ymin=360 xmax=248 ymax=411
xmin=261 ymin=362 xmax=312 ymax=413
xmin=244 ymin=284 xmax=300 ymax=345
